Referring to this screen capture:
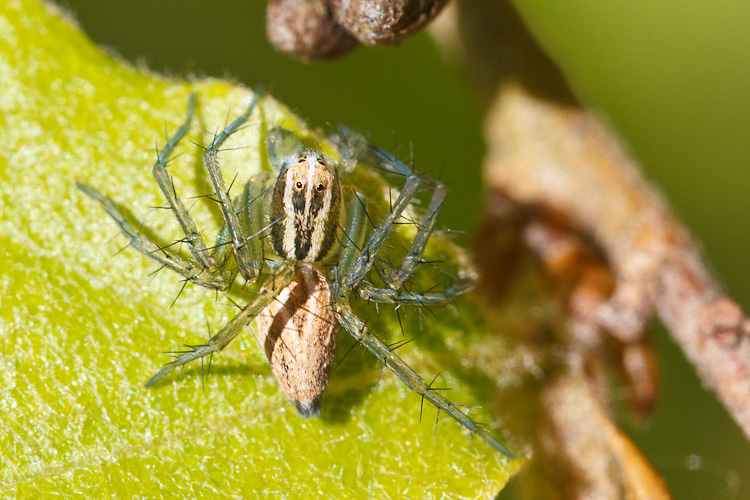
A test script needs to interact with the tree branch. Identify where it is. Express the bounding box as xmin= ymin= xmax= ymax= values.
xmin=430 ymin=0 xmax=750 ymax=497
